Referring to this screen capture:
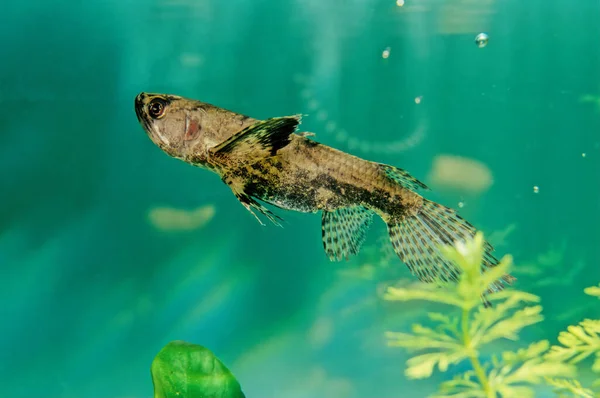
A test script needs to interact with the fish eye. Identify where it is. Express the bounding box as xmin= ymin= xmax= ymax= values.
xmin=147 ymin=98 xmax=167 ymax=119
